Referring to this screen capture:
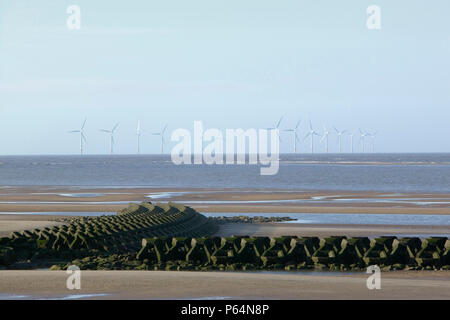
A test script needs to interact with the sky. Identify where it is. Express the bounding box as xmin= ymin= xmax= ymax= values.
xmin=0 ymin=0 xmax=449 ymax=155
